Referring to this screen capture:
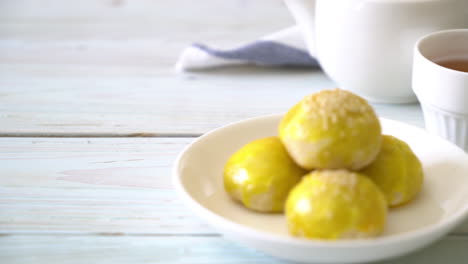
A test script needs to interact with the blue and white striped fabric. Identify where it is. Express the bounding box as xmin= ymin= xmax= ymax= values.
xmin=175 ymin=26 xmax=319 ymax=71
